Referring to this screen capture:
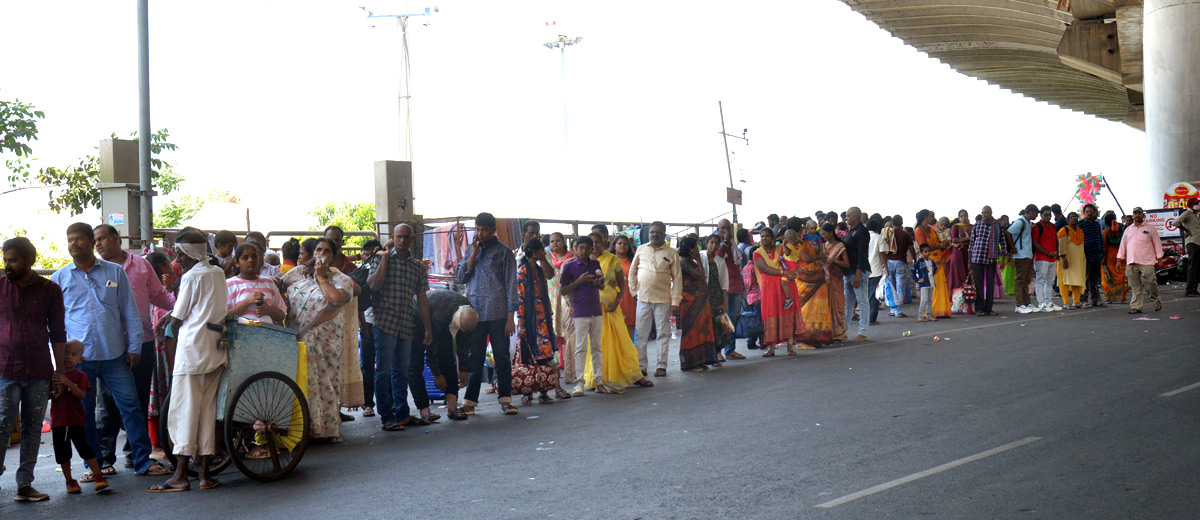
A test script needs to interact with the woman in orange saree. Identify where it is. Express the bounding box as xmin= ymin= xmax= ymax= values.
xmin=914 ymin=210 xmax=952 ymax=318
xmin=787 ymin=230 xmax=832 ymax=349
xmin=1101 ymin=213 xmax=1128 ymax=304
xmin=819 ymin=224 xmax=850 ymax=341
